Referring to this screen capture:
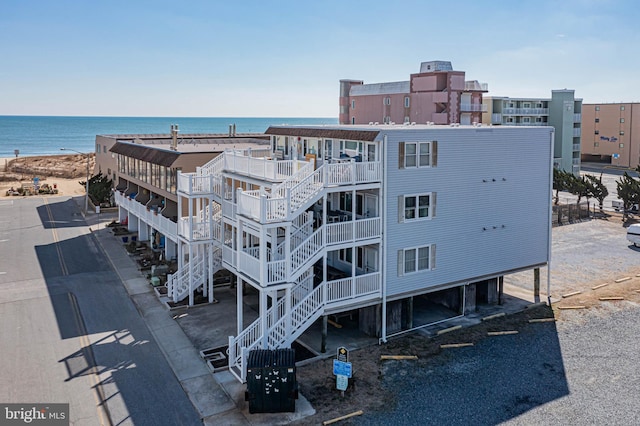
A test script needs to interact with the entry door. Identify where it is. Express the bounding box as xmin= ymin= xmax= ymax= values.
xmin=366 ymin=143 xmax=376 ymax=161
xmin=365 ymin=194 xmax=378 ymax=217
xmin=365 ymin=247 xmax=378 ymax=273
